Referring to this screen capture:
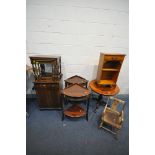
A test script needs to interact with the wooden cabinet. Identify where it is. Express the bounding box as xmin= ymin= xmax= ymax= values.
xmin=30 ymin=55 xmax=62 ymax=80
xmin=96 ymin=53 xmax=125 ymax=86
xmin=30 ymin=55 xmax=63 ymax=109
xmin=34 ymin=79 xmax=62 ymax=109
